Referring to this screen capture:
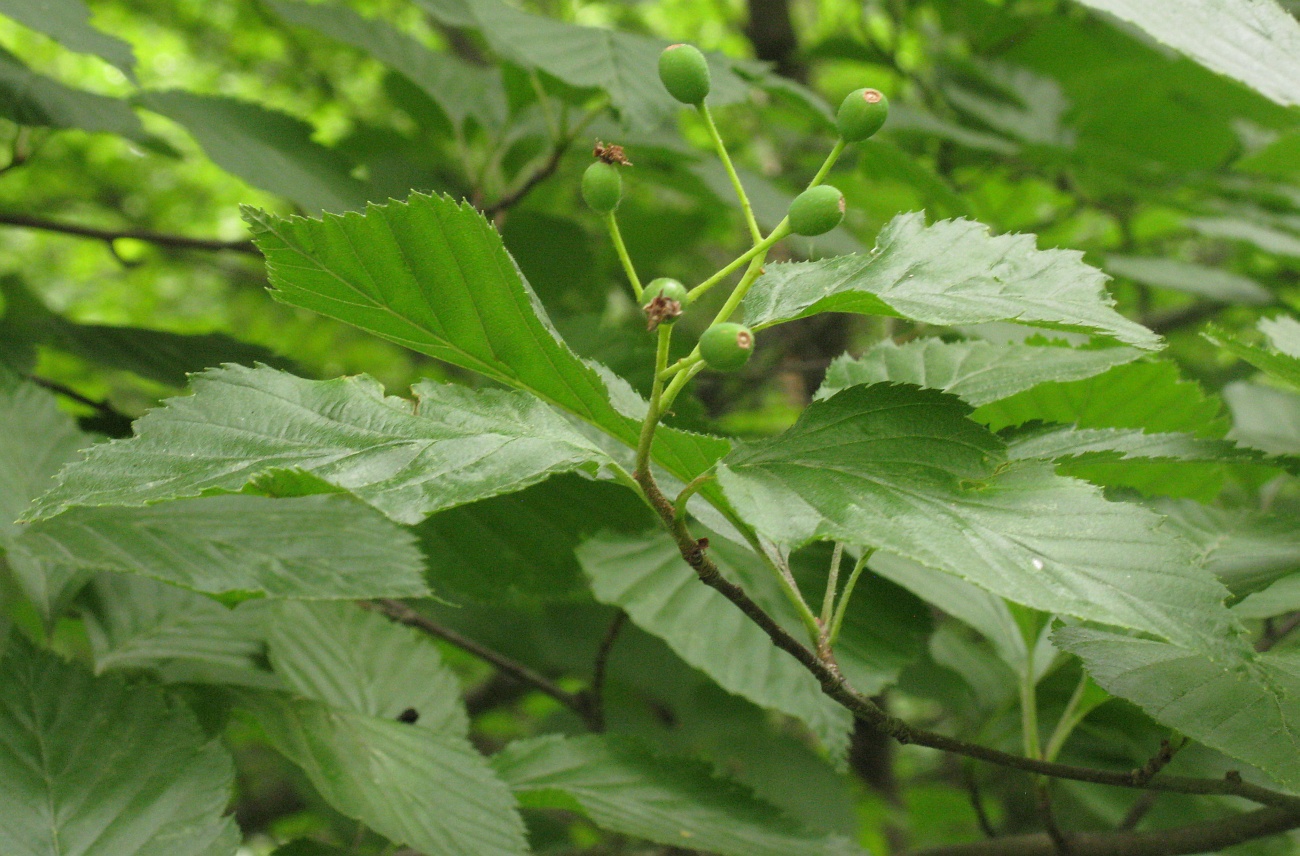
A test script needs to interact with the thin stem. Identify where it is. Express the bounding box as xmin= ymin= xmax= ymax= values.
xmin=628 ymin=470 xmax=1300 ymax=815
xmin=27 ymin=376 xmax=124 ymax=419
xmin=530 ymin=70 xmax=560 ymax=140
xmin=0 ymin=212 xmax=259 ymax=254
xmin=708 ymin=229 xmax=784 ymax=327
xmin=605 ymin=211 xmax=643 ymax=300
xmin=828 ymin=550 xmax=871 ymax=645
xmin=485 ymin=105 xmax=603 ymax=217
xmin=634 ymin=324 xmax=674 ymax=475
xmin=1021 ymin=655 xmax=1043 ymax=761
xmin=657 ymin=359 xmax=706 ymax=417
xmin=1043 ymin=673 xmax=1091 ymax=762
xmin=659 ymin=352 xmax=702 ymax=381
xmin=686 ymin=228 xmax=784 ymax=305
xmin=1119 ymin=791 xmax=1161 ymax=832
xmin=673 ymin=470 xmax=715 ymax=520
xmin=368 ymin=599 xmax=599 ymax=730
xmin=914 ymin=806 xmax=1300 ymax=856
xmin=699 ymin=103 xmax=762 ymax=243
xmin=808 ymin=139 xmax=846 ymax=188
xmin=820 ymin=543 xmax=845 ymax=627
xmin=585 ymin=610 xmax=627 ymax=733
